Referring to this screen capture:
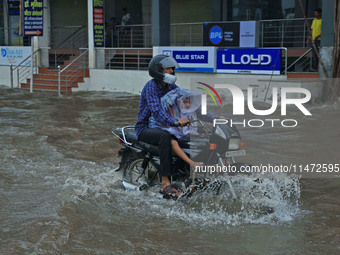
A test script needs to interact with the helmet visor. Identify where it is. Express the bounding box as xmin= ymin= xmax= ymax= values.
xmin=160 ymin=57 xmax=180 ymax=69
